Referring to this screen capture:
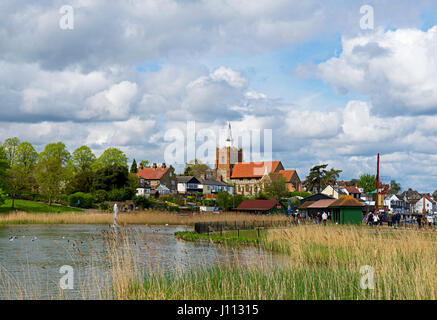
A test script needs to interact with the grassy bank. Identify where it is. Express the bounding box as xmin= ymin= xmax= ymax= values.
xmin=121 ymin=225 xmax=437 ymax=300
xmin=0 ymin=210 xmax=290 ymax=226
xmin=0 ymin=199 xmax=82 ymax=214
xmin=175 ymin=230 xmax=266 ymax=245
